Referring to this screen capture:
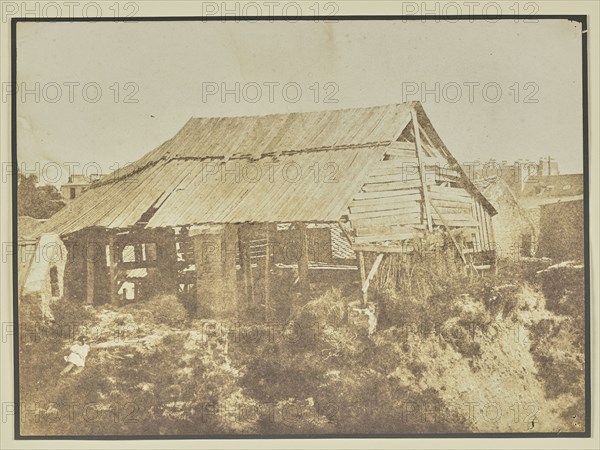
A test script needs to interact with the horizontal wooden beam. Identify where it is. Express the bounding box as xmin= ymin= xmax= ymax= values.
xmin=353 ymin=243 xmax=413 ymax=253
xmin=361 ymin=180 xmax=424 ymax=193
xmin=349 ymin=199 xmax=421 ymax=215
xmin=354 ymin=232 xmax=423 ymax=244
xmin=430 ymin=198 xmax=474 ymax=209
xmin=353 ymin=188 xmax=423 ymax=201
xmin=367 ymin=173 xmax=420 ymax=184
xmin=430 ymin=211 xmax=475 ymax=222
xmin=372 ymin=156 xmax=449 ymax=170
xmin=432 ymin=218 xmax=479 ymax=228
xmin=388 ymin=141 xmax=417 ymax=151
xmin=355 ymin=224 xmax=425 ymax=237
xmin=350 ymin=192 xmax=421 ymax=208
xmin=350 ymin=209 xmax=421 ymax=223
xmin=350 ymin=213 xmax=423 ymax=229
